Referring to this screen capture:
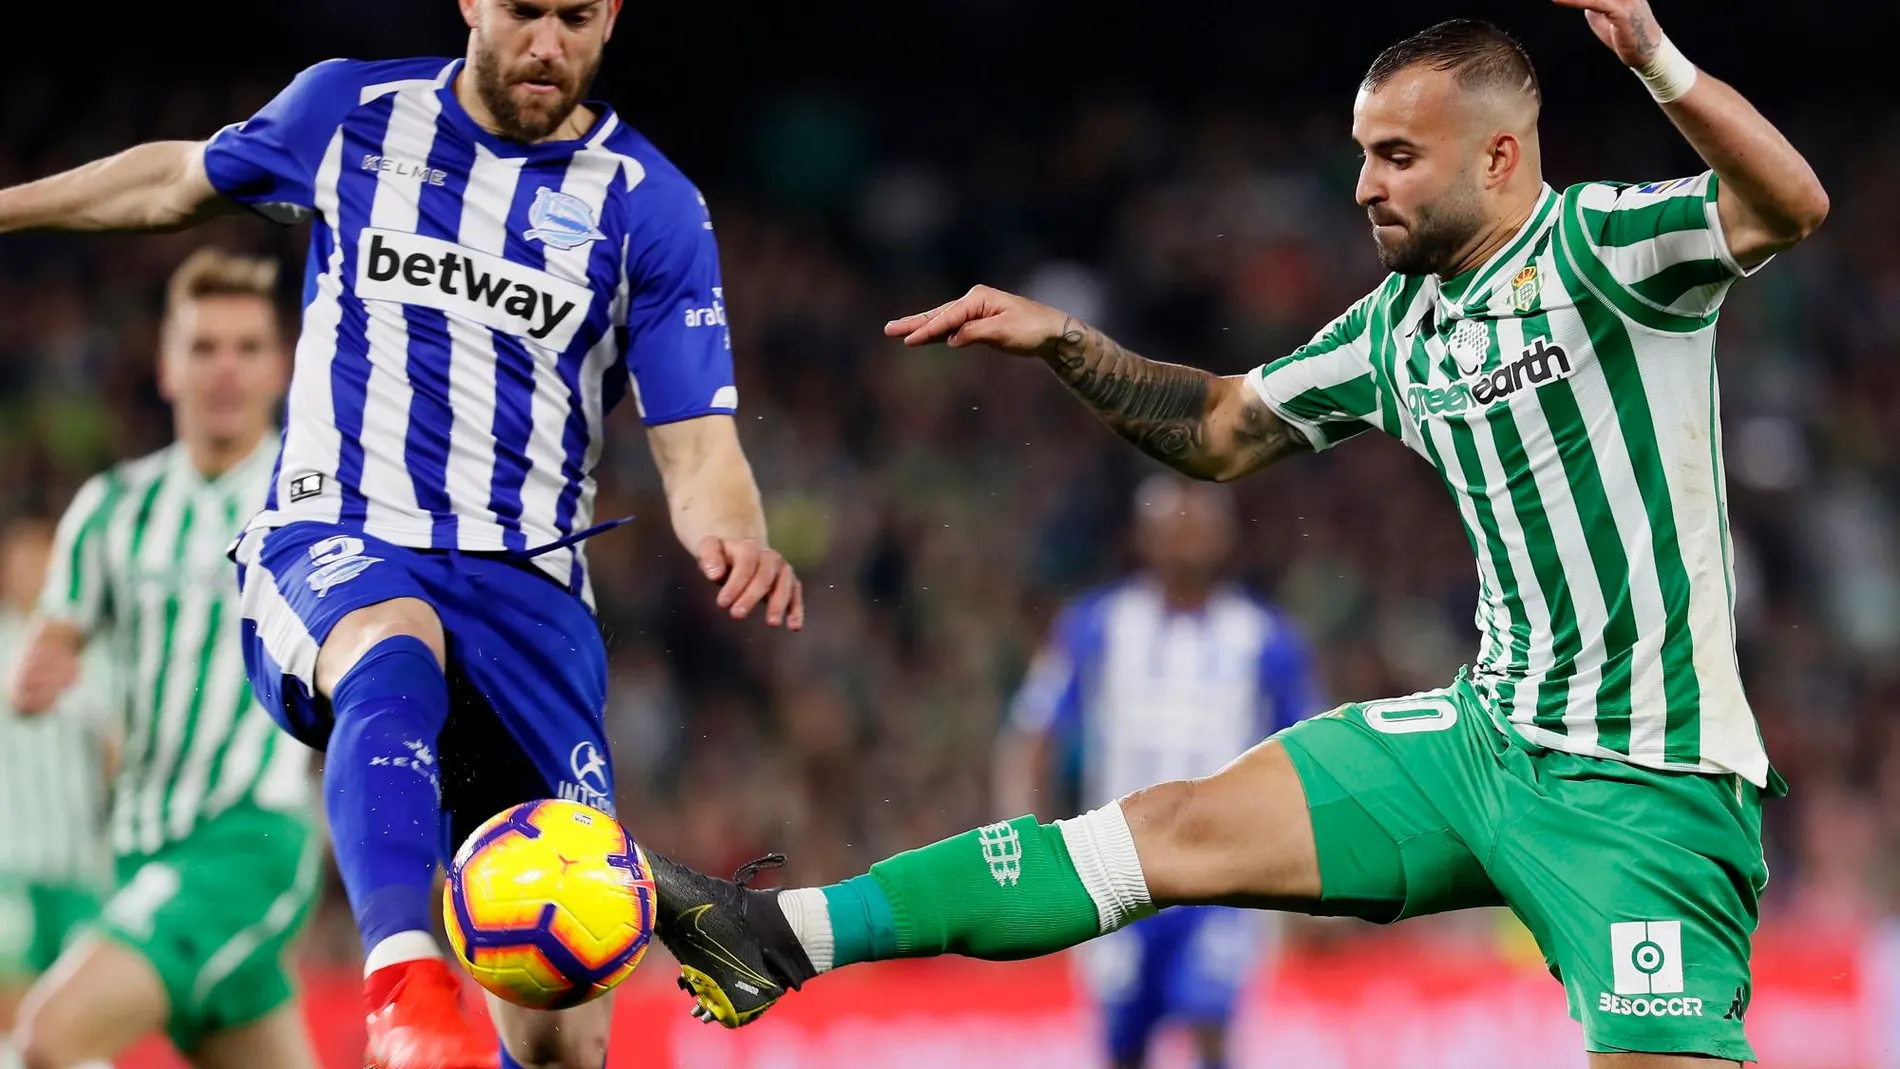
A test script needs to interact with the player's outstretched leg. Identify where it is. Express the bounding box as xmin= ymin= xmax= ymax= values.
xmin=312 ymin=599 xmax=491 ymax=1069
xmin=648 ymin=740 xmax=1327 ymax=1027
